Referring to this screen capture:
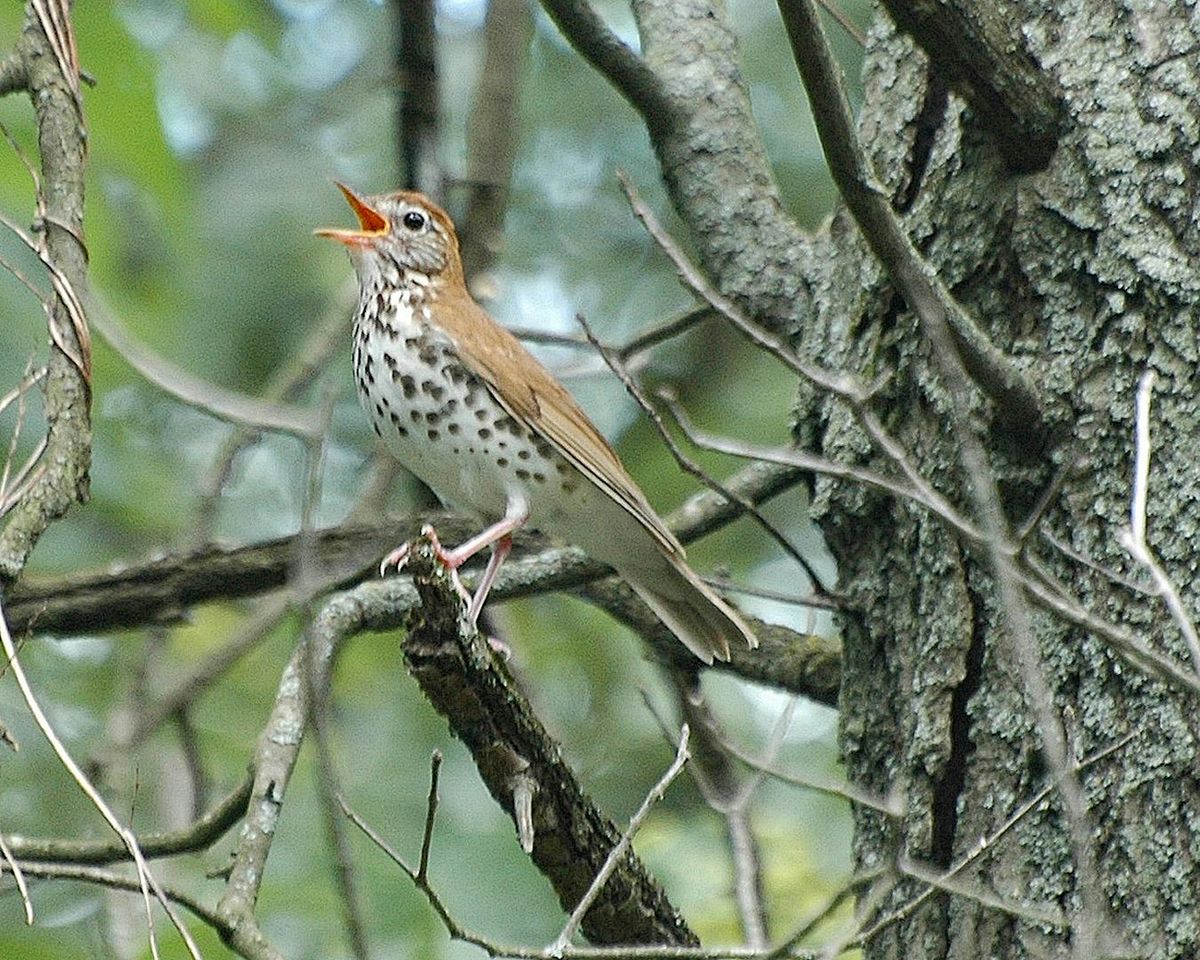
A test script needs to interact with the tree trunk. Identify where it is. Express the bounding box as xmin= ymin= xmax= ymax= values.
xmin=812 ymin=5 xmax=1200 ymax=959
xmin=557 ymin=0 xmax=1200 ymax=956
